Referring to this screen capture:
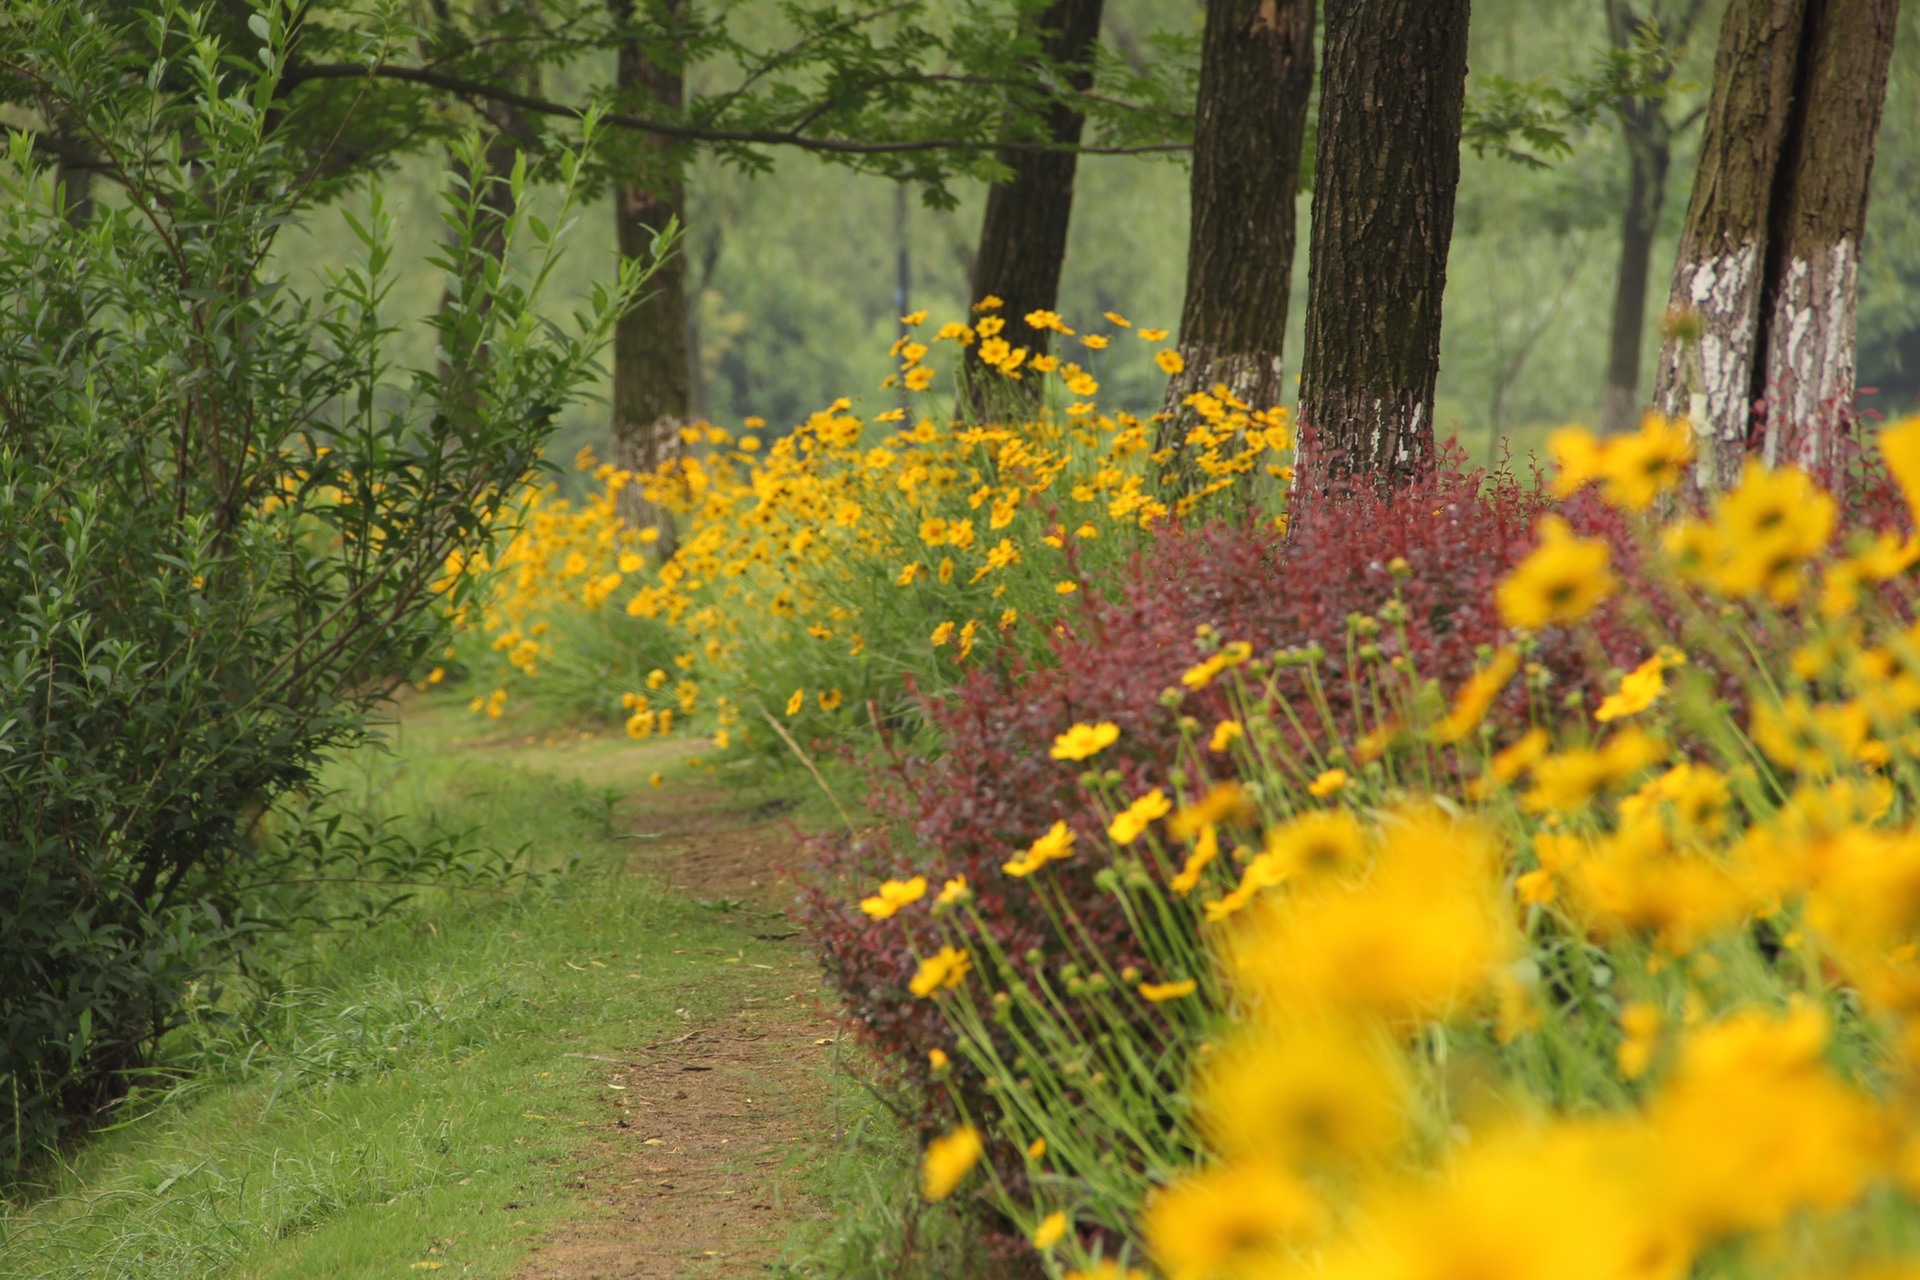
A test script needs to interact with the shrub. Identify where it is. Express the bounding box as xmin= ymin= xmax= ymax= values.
xmin=860 ymin=416 xmax=1920 ymax=1276
xmin=797 ymin=444 xmax=1672 ymax=1232
xmin=0 ymin=0 xmax=641 ymax=1169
